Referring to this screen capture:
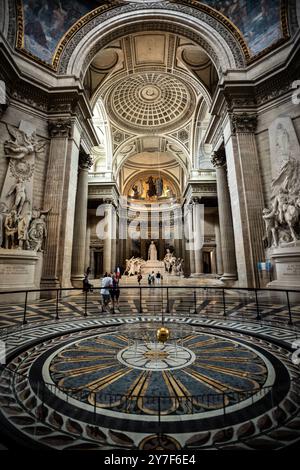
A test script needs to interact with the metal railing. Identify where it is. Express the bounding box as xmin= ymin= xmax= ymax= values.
xmin=0 ymin=366 xmax=299 ymax=449
xmin=0 ymin=285 xmax=299 ymax=330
